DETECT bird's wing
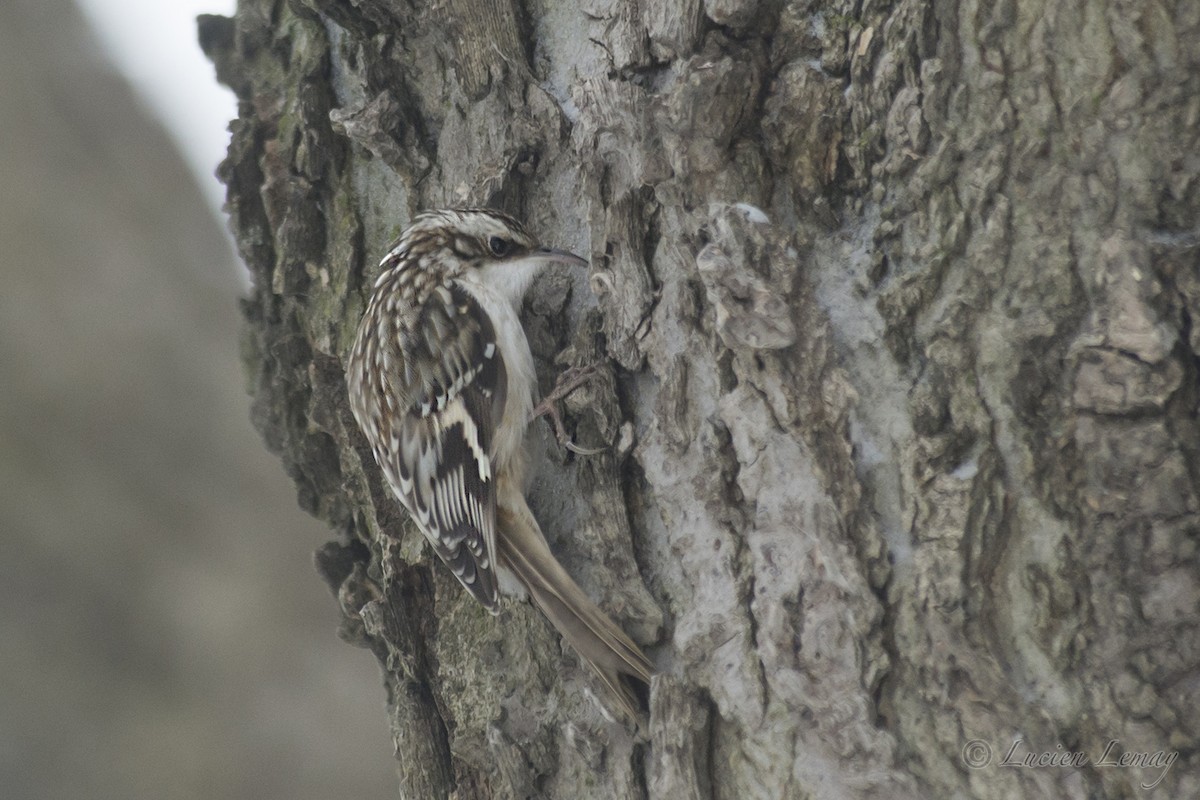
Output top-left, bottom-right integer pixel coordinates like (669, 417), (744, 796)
(383, 283), (506, 610)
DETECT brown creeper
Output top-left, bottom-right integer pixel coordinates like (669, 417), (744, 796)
(346, 208), (652, 721)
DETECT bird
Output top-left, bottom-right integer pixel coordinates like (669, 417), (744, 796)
(345, 207), (653, 722)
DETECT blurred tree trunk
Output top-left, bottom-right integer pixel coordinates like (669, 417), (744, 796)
(202, 0), (1200, 797)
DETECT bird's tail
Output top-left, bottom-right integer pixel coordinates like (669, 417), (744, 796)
(496, 497), (653, 724)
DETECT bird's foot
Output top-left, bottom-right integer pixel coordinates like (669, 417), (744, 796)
(531, 365), (606, 455)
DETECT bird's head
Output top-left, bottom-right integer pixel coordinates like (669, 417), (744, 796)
(390, 208), (587, 306)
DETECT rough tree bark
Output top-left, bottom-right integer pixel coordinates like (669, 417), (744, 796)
(201, 0), (1200, 797)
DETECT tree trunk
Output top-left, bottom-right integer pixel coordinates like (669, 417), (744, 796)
(202, 0), (1200, 796)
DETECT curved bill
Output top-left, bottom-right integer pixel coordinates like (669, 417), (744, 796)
(530, 247), (589, 269)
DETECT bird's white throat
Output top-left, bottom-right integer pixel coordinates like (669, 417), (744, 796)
(470, 257), (548, 309)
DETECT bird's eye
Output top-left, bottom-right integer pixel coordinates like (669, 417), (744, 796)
(488, 236), (511, 257)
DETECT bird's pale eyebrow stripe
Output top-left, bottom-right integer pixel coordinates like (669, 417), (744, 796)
(451, 236), (477, 259)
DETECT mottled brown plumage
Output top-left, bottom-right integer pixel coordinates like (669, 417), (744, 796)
(346, 208), (653, 722)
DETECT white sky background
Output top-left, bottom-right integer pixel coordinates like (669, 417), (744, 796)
(75, 0), (237, 215)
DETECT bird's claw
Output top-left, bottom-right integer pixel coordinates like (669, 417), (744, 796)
(531, 364), (608, 455)
(565, 439), (607, 456)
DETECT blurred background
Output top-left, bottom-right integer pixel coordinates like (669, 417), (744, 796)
(0, 0), (396, 797)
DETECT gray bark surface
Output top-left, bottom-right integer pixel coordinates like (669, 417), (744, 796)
(204, 0), (1200, 796)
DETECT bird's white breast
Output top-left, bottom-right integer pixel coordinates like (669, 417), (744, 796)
(456, 277), (537, 482)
